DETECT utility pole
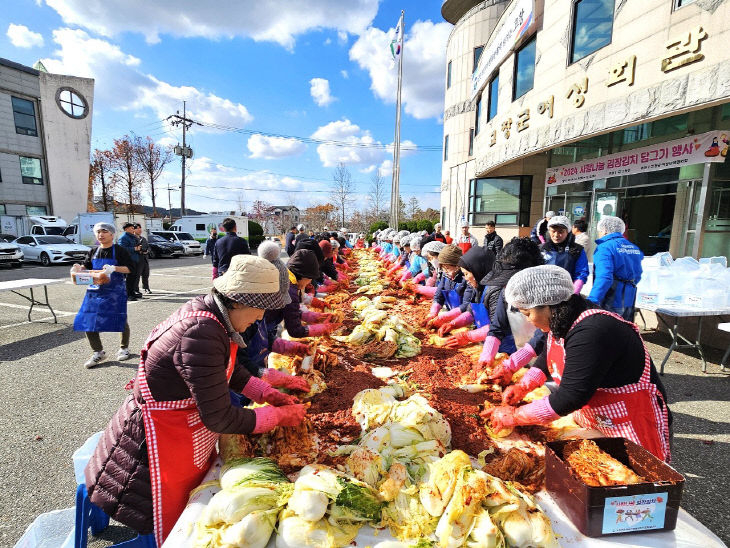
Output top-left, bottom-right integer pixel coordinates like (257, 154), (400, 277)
(170, 101), (199, 216)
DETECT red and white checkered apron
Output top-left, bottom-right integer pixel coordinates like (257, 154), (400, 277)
(547, 308), (671, 462)
(131, 310), (238, 545)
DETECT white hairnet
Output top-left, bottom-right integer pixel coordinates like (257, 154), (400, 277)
(547, 215), (571, 229)
(401, 235), (411, 246)
(434, 223), (442, 230)
(297, 224), (305, 230)
(410, 237), (422, 251)
(331, 240), (340, 249)
(597, 215), (625, 235)
(422, 241), (446, 255)
(459, 219), (469, 228)
(545, 211), (556, 219)
(93, 222), (115, 234)
(393, 234), (401, 243)
(505, 265), (574, 310)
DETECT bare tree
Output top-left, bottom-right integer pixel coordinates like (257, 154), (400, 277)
(108, 136), (143, 213)
(331, 163), (354, 229)
(90, 149), (115, 211)
(368, 169), (388, 221)
(407, 196), (422, 220)
(134, 135), (173, 216)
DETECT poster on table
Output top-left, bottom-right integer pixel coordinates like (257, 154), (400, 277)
(545, 131), (728, 186)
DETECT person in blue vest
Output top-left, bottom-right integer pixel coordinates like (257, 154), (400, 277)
(588, 215), (643, 321)
(424, 245), (467, 325)
(118, 222), (142, 301)
(540, 215), (589, 293)
(73, 222), (134, 368)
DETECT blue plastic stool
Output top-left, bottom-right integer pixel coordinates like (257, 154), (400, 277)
(74, 483), (156, 548)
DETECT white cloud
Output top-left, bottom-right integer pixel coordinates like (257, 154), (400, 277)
(340, 69), (349, 79)
(6, 24), (45, 48)
(40, 29), (253, 129)
(45, 0), (378, 49)
(309, 77), (335, 107)
(349, 19), (451, 120)
(311, 118), (387, 168)
(247, 134), (306, 159)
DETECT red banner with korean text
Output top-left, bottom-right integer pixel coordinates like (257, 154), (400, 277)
(545, 130), (728, 186)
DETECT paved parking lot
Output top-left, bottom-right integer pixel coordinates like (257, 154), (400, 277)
(0, 255), (728, 546)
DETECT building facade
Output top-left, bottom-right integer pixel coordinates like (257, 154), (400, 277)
(263, 205), (301, 235)
(0, 58), (94, 229)
(441, 0), (730, 261)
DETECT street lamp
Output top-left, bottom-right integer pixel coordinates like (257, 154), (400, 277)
(166, 186), (180, 224)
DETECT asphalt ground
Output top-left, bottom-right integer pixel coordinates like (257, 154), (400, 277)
(0, 255), (728, 547)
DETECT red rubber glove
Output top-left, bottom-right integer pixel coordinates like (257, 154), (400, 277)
(309, 297), (327, 309)
(241, 376), (298, 407)
(262, 368), (310, 392)
(253, 404), (307, 433)
(307, 323), (340, 337)
(271, 338), (309, 356)
(443, 328), (489, 348)
(502, 367), (547, 405)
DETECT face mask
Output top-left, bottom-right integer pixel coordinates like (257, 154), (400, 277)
(430, 258), (439, 270)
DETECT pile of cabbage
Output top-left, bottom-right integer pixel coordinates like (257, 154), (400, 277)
(333, 297), (421, 358)
(354, 258), (388, 294)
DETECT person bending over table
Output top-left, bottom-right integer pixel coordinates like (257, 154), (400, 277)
(482, 265), (672, 462)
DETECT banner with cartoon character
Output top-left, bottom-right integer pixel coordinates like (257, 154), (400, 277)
(545, 131), (727, 187)
(602, 492), (669, 534)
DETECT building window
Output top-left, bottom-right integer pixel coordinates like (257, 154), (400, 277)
(0, 204), (5, 215)
(570, 0), (615, 63)
(487, 74), (499, 121)
(468, 176), (533, 226)
(675, 0), (697, 7)
(513, 37), (536, 100)
(446, 61), (452, 89)
(468, 129), (474, 157)
(56, 87), (89, 119)
(444, 135), (449, 162)
(474, 95), (482, 135)
(20, 157), (43, 185)
(26, 205), (47, 215)
(11, 97), (38, 137)
(473, 46), (484, 75)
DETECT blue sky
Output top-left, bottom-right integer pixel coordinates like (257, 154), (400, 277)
(2, 1), (450, 214)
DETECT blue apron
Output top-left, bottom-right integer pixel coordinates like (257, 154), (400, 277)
(231, 319), (271, 407)
(441, 289), (462, 310)
(73, 246), (127, 333)
(470, 286), (490, 329)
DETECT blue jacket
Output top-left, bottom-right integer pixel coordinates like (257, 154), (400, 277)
(541, 238), (589, 283)
(588, 232), (643, 313)
(408, 254), (428, 276)
(212, 232), (250, 273)
(434, 271), (467, 308)
(205, 236), (217, 258)
(285, 231), (297, 256)
(118, 232), (139, 263)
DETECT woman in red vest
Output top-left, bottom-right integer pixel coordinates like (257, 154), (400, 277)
(482, 265), (672, 462)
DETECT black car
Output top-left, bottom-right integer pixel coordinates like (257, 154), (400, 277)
(147, 234), (184, 259)
(0, 233), (17, 243)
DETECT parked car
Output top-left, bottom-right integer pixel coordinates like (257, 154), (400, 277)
(14, 235), (90, 266)
(0, 233), (17, 243)
(0, 240), (23, 268)
(147, 234), (184, 259)
(151, 231), (203, 256)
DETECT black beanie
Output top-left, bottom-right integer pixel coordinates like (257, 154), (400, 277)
(458, 246), (495, 285)
(295, 238), (324, 265)
(288, 249), (320, 280)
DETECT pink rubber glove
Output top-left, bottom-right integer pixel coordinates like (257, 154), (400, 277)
(386, 263), (401, 276)
(426, 274), (437, 287)
(307, 323), (339, 337)
(317, 283), (336, 293)
(241, 376), (298, 407)
(373, 245), (382, 253)
(212, 267), (219, 280)
(573, 279), (584, 294)
(337, 272), (348, 283)
(478, 336), (501, 368)
(443, 325), (490, 348)
(412, 272), (426, 284)
(301, 310), (329, 323)
(271, 338), (310, 356)
(432, 307), (462, 329)
(502, 366), (547, 405)
(426, 302), (442, 319)
(538, 235), (546, 244)
(399, 270), (413, 283)
(480, 398), (559, 433)
(253, 404), (308, 433)
(415, 285), (438, 298)
(438, 311), (474, 336)
(262, 368), (310, 392)
(489, 343), (537, 385)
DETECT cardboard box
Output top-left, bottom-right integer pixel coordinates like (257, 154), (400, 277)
(72, 270), (110, 286)
(545, 438), (684, 537)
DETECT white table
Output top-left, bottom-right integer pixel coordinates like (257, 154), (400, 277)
(0, 278), (66, 323)
(637, 303), (730, 374)
(164, 458), (727, 548)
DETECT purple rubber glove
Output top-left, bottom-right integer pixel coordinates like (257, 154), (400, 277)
(489, 343), (537, 385)
(478, 336), (501, 368)
(271, 338), (310, 356)
(502, 366), (547, 405)
(253, 404), (308, 434)
(573, 279), (584, 294)
(307, 323), (339, 337)
(241, 376), (298, 407)
(262, 368), (310, 392)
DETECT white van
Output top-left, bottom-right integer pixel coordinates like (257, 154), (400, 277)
(170, 214), (248, 242)
(152, 230), (203, 256)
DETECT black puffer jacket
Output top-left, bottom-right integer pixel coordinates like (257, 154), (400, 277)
(85, 294), (256, 534)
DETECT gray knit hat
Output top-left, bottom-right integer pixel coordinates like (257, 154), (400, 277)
(597, 215), (625, 235)
(257, 241), (292, 306)
(547, 215), (571, 229)
(213, 255), (285, 309)
(438, 244), (463, 266)
(505, 265), (574, 309)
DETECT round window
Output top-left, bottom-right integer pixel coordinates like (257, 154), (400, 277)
(55, 87), (89, 119)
